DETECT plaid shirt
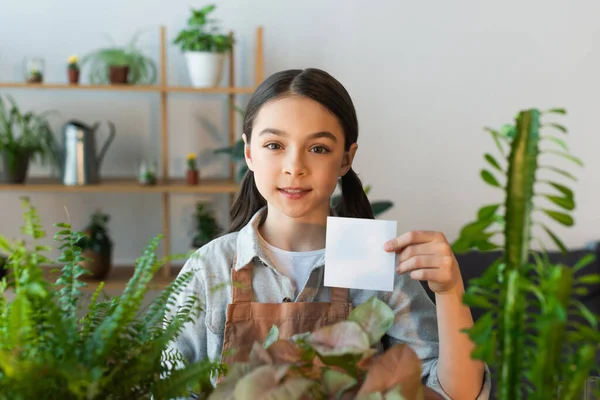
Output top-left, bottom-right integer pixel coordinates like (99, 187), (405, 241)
(165, 207), (491, 399)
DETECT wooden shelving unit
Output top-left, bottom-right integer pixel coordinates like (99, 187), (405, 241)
(0, 25), (265, 286)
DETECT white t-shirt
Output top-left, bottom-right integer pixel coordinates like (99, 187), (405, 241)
(257, 233), (325, 297)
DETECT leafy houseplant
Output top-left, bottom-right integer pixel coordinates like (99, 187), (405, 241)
(452, 108), (600, 399)
(76, 210), (113, 280)
(191, 203), (221, 249)
(0, 197), (224, 399)
(0, 94), (58, 184)
(207, 297), (443, 400)
(80, 31), (157, 85)
(174, 4), (234, 87)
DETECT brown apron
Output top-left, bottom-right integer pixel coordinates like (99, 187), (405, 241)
(220, 261), (353, 364)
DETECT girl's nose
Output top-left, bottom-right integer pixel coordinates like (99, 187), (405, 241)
(282, 151), (307, 176)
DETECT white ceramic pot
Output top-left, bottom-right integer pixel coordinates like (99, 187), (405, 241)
(184, 51), (226, 88)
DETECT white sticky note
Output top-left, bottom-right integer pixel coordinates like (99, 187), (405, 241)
(324, 216), (397, 292)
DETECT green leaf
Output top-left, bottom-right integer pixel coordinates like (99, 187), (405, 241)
(263, 325), (279, 349)
(577, 274), (600, 285)
(347, 296), (395, 346)
(546, 182), (574, 199)
(322, 369), (357, 398)
(0, 236), (13, 253)
(543, 135), (569, 151)
(543, 195), (574, 211)
(462, 292), (496, 310)
(484, 153), (503, 172)
(308, 321), (371, 357)
(233, 365), (313, 400)
(54, 222), (70, 228)
(371, 201), (393, 217)
(538, 165), (577, 181)
(540, 224), (568, 255)
(545, 122), (568, 134)
(572, 300), (598, 329)
(477, 204), (501, 220)
(484, 127), (507, 157)
(480, 169), (501, 188)
(544, 108), (566, 115)
(573, 253), (596, 272)
(545, 150), (583, 166)
(542, 209), (574, 226)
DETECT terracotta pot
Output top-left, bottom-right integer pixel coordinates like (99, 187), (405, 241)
(68, 68), (79, 84)
(187, 169), (199, 185)
(80, 249), (112, 280)
(109, 65), (129, 84)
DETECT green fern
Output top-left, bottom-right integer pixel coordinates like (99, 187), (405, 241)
(0, 197), (223, 399)
(453, 108), (600, 399)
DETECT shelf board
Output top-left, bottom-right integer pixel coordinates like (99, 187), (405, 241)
(0, 82), (255, 94)
(0, 177), (239, 194)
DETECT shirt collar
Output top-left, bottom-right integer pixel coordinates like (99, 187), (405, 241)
(233, 206), (328, 271)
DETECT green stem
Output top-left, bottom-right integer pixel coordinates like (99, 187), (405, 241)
(501, 109), (541, 400)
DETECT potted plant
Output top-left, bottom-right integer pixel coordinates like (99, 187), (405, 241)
(0, 94), (59, 184)
(24, 57), (44, 83)
(173, 4), (234, 87)
(76, 210), (113, 280)
(80, 30), (157, 85)
(67, 55), (80, 84)
(0, 197), (224, 398)
(186, 152), (199, 185)
(452, 108), (600, 399)
(191, 202), (221, 249)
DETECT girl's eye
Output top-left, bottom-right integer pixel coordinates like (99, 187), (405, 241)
(265, 143), (281, 150)
(311, 146), (330, 154)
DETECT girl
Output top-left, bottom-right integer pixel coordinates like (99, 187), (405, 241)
(166, 68), (490, 399)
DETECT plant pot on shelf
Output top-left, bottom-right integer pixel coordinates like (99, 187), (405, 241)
(109, 65), (129, 84)
(80, 248), (112, 280)
(184, 52), (226, 87)
(0, 150), (30, 184)
(186, 169), (199, 185)
(68, 68), (80, 84)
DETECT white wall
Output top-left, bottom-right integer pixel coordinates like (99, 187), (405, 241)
(1, 0), (599, 267)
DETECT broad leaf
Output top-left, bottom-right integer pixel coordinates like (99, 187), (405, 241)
(308, 321), (370, 357)
(543, 135), (568, 151)
(573, 254), (596, 272)
(322, 369), (357, 398)
(263, 325), (279, 349)
(477, 204), (501, 220)
(371, 201), (393, 217)
(544, 108), (566, 114)
(546, 182), (573, 199)
(545, 122), (568, 133)
(543, 195), (574, 211)
(348, 297), (395, 346)
(356, 344), (422, 399)
(545, 150), (583, 166)
(462, 292), (496, 309)
(540, 224), (568, 255)
(480, 169), (501, 188)
(266, 340), (304, 364)
(542, 209), (574, 226)
(538, 165), (577, 181)
(484, 127), (506, 157)
(484, 153), (502, 172)
(232, 364), (313, 400)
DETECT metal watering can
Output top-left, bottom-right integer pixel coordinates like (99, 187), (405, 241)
(54, 120), (116, 186)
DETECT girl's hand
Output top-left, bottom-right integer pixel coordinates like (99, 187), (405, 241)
(383, 231), (462, 294)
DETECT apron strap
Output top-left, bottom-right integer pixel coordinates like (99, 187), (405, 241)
(330, 287), (349, 303)
(231, 260), (254, 304)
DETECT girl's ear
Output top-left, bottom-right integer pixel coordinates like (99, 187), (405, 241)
(242, 133), (254, 171)
(339, 143), (358, 177)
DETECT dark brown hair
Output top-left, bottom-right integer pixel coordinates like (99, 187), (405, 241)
(229, 68), (374, 232)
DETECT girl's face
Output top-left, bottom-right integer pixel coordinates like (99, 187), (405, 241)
(244, 95), (357, 223)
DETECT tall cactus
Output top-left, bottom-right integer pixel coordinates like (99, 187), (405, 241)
(452, 108), (599, 399)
